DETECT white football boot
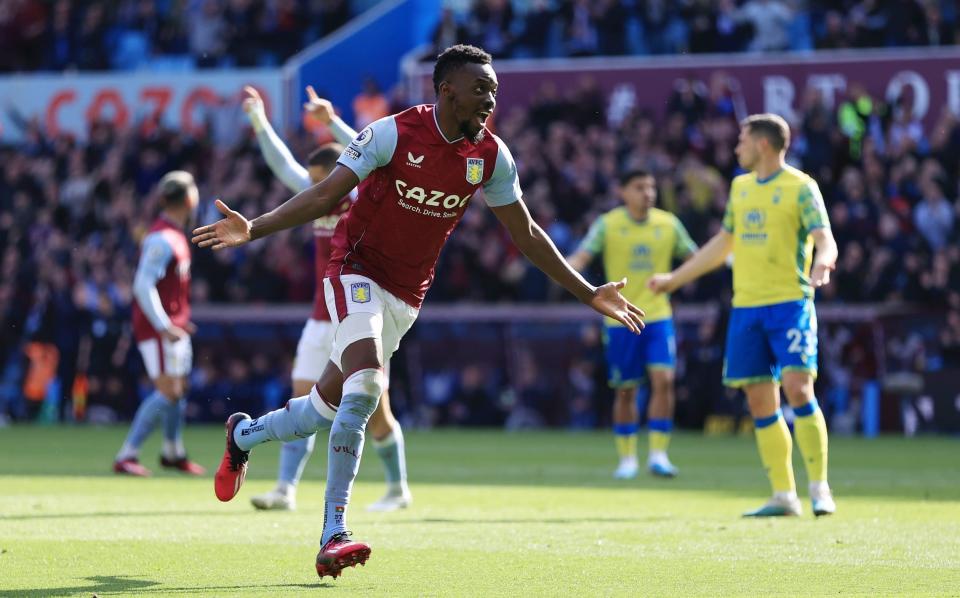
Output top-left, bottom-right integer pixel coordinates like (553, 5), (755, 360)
(647, 452), (679, 478)
(810, 482), (836, 517)
(366, 487), (412, 512)
(743, 492), (802, 517)
(250, 488), (296, 511)
(613, 457), (640, 480)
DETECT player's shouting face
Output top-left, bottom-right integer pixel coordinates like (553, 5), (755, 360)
(441, 61), (498, 143)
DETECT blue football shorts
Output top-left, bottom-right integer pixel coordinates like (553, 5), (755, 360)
(722, 299), (818, 387)
(603, 319), (676, 389)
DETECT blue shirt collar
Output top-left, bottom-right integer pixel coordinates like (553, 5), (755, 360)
(755, 169), (783, 185)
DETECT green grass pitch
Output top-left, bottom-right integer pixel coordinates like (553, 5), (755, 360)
(1, 426), (958, 596)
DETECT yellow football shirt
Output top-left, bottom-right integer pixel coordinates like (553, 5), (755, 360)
(579, 206), (696, 325)
(722, 165), (830, 308)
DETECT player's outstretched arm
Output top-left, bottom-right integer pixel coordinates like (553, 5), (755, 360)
(648, 230), (733, 294)
(491, 201), (645, 333)
(192, 166), (360, 250)
(304, 85), (358, 146)
(809, 227), (838, 288)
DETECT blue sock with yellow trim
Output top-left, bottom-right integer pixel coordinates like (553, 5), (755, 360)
(793, 398), (828, 483)
(613, 423), (638, 462)
(753, 410), (795, 494)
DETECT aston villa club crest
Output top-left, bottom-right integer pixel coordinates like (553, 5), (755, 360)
(466, 158), (484, 184)
(351, 282), (371, 303)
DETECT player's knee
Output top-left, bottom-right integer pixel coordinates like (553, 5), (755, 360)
(154, 376), (179, 402)
(368, 412), (392, 440)
(614, 387), (636, 404)
(336, 371), (382, 434)
(343, 368), (385, 402)
(783, 377), (814, 405)
(745, 393), (778, 418)
(650, 372), (674, 396)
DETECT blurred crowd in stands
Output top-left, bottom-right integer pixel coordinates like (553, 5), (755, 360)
(0, 0), (368, 72)
(429, 0), (957, 59)
(1, 0), (956, 73)
(2, 0), (959, 430)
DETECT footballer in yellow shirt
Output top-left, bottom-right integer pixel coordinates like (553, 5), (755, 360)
(650, 114), (839, 518)
(569, 170), (696, 480)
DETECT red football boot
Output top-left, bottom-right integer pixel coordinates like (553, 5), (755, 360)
(160, 455), (207, 476)
(214, 412), (251, 502)
(113, 458), (151, 477)
(315, 532), (371, 579)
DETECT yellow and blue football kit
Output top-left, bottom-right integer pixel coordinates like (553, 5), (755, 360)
(578, 206), (696, 388)
(721, 165), (830, 387)
(721, 165), (833, 512)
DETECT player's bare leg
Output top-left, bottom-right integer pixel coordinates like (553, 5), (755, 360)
(646, 368), (677, 477)
(612, 386), (640, 479)
(782, 371), (834, 516)
(315, 337), (381, 578)
(742, 382), (801, 517)
(366, 391), (412, 511)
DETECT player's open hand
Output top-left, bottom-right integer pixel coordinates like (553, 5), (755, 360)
(589, 279), (646, 334)
(810, 263), (834, 288)
(303, 85), (335, 125)
(241, 85), (265, 119)
(191, 199), (251, 250)
(647, 273), (674, 295)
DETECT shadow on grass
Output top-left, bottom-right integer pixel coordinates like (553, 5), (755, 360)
(0, 575), (334, 597)
(0, 576), (158, 597)
(0, 510), (231, 522)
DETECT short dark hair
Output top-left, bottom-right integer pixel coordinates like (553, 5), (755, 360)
(158, 170), (195, 206)
(619, 169), (654, 187)
(741, 113), (791, 151)
(308, 143), (344, 170)
(433, 44), (492, 94)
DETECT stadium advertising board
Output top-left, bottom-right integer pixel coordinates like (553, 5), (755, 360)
(0, 70), (283, 142)
(407, 49), (960, 127)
